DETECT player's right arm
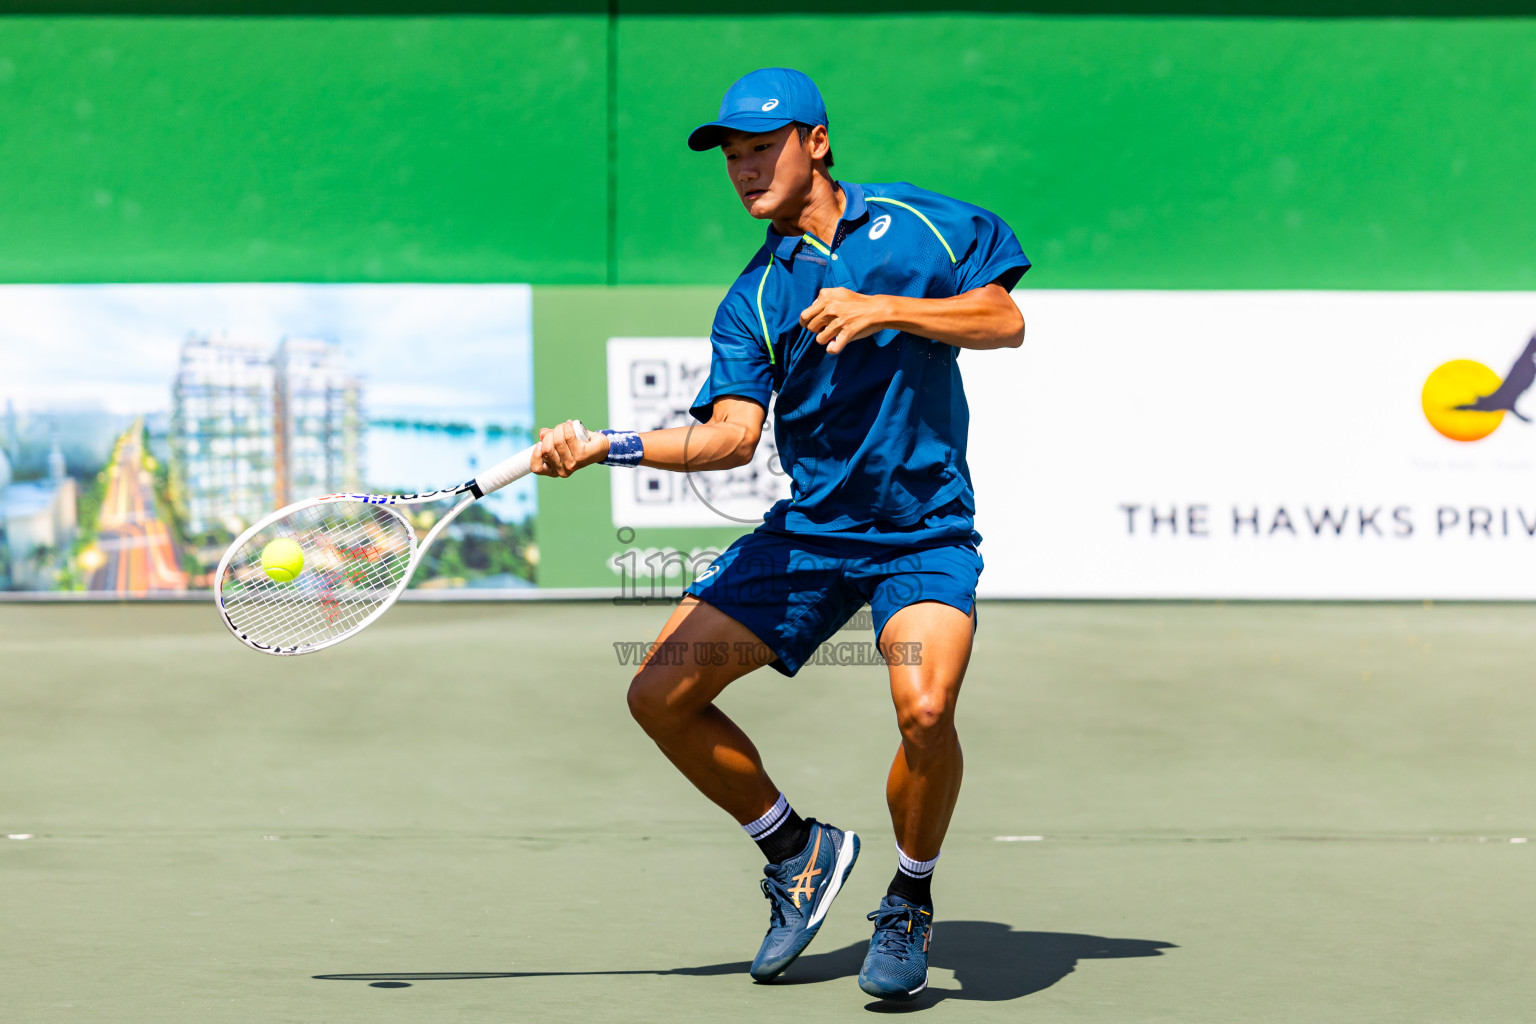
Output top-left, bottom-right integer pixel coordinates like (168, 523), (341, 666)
(535, 396), (764, 477)
(631, 396), (765, 471)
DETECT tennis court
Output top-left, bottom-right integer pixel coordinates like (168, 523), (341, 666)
(6, 599), (1534, 1022)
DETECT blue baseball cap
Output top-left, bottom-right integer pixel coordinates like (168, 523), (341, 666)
(687, 68), (829, 152)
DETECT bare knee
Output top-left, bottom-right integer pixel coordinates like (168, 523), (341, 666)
(626, 672), (663, 731)
(627, 668), (689, 738)
(896, 693), (957, 751)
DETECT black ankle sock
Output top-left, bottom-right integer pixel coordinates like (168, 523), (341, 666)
(756, 810), (814, 865)
(887, 868), (933, 907)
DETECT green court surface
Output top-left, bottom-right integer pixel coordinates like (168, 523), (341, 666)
(4, 600), (1535, 1022)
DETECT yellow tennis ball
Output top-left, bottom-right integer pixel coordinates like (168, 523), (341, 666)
(261, 537), (305, 583)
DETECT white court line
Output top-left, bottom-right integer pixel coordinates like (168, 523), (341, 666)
(991, 834), (1533, 844)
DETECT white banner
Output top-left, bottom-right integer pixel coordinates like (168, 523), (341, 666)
(969, 291), (1536, 598)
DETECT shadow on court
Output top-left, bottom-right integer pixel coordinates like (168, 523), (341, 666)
(314, 921), (1176, 1009)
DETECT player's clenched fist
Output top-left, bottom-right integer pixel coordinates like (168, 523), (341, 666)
(533, 420), (608, 477)
(799, 287), (893, 354)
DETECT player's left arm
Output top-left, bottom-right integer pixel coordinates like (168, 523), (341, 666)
(799, 282), (1024, 354)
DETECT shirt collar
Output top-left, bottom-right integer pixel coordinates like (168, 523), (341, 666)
(764, 181), (869, 263)
(768, 225), (803, 261)
(840, 181), (867, 223)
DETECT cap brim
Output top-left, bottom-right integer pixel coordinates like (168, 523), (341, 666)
(687, 115), (796, 152)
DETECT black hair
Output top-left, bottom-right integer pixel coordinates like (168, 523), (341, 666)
(795, 123), (835, 169)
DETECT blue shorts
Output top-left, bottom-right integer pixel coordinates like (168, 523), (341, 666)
(683, 529), (983, 677)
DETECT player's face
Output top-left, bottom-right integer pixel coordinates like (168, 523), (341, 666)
(720, 126), (814, 221)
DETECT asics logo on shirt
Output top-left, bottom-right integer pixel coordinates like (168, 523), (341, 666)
(869, 214), (893, 240)
(695, 564), (721, 583)
(761, 98), (780, 111)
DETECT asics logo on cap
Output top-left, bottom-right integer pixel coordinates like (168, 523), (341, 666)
(869, 214), (893, 240)
(761, 98), (780, 111)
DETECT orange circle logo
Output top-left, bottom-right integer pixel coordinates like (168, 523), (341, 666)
(1422, 360), (1505, 442)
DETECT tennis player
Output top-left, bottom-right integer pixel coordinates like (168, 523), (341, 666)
(535, 67), (1029, 1001)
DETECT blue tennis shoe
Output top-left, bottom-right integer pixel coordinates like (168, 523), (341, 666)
(858, 895), (933, 1000)
(749, 820), (860, 982)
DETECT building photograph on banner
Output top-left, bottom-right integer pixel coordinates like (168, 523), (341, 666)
(1, 284), (535, 595)
(970, 290), (1536, 599)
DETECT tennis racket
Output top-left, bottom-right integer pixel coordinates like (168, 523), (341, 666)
(215, 421), (588, 656)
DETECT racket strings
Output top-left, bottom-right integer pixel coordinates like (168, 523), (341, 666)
(217, 502), (416, 652)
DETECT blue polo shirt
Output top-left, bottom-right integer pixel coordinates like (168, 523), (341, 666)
(689, 180), (1029, 545)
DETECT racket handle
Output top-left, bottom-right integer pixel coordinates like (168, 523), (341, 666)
(471, 420), (591, 497)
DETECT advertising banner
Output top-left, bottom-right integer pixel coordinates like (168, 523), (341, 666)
(969, 291), (1536, 598)
(13, 286), (1536, 600)
(1, 285), (535, 596)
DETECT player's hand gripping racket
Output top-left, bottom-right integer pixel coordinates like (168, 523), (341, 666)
(214, 421), (589, 655)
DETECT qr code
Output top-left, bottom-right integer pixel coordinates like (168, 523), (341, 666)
(606, 337), (789, 527)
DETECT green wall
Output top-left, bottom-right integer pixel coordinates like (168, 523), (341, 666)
(2, 15), (1535, 287)
(4, 12), (1534, 586)
(0, 18), (608, 282)
(619, 17), (1536, 290)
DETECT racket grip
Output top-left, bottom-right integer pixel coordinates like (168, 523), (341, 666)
(471, 420), (590, 497)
